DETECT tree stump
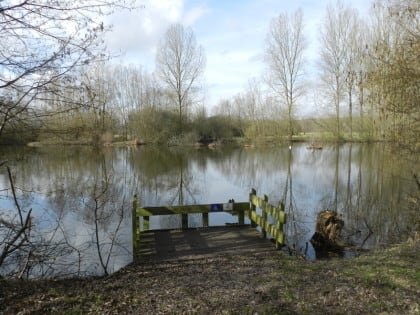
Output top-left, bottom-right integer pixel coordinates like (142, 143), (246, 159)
(310, 210), (345, 256)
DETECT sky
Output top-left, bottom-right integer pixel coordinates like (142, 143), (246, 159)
(105, 0), (372, 115)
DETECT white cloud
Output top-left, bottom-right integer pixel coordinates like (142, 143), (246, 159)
(204, 48), (263, 107)
(183, 5), (210, 26)
(105, 0), (211, 68)
(105, 0), (185, 59)
(151, 0), (183, 22)
(104, 0), (372, 112)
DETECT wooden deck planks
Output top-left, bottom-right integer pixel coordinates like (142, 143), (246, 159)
(137, 226), (277, 262)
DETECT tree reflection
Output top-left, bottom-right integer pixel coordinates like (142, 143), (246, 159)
(1, 142), (418, 276)
(128, 147), (199, 204)
(127, 146), (206, 228)
(0, 147), (133, 277)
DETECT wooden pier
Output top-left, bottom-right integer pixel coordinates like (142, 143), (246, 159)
(132, 189), (286, 262)
(137, 226), (277, 262)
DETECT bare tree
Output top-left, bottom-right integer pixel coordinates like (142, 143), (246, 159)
(0, 0), (132, 141)
(366, 0), (419, 147)
(110, 65), (163, 139)
(80, 63), (115, 141)
(1, 162), (80, 278)
(265, 9), (306, 140)
(155, 23), (206, 134)
(87, 174), (127, 276)
(355, 26), (369, 136)
(111, 65), (145, 138)
(343, 12), (363, 140)
(0, 166), (32, 270)
(319, 1), (359, 139)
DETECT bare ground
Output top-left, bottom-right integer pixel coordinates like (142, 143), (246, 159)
(1, 237), (419, 315)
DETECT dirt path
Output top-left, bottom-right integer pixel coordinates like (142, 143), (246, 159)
(1, 238), (419, 314)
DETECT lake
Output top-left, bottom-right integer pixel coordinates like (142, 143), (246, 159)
(0, 143), (418, 278)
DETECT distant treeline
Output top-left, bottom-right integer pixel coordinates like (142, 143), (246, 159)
(0, 0), (418, 153)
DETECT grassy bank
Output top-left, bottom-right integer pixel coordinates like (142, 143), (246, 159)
(1, 237), (419, 314)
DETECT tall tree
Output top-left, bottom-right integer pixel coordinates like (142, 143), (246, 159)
(0, 0), (131, 141)
(265, 9), (306, 140)
(319, 1), (359, 139)
(81, 64), (115, 138)
(343, 12), (363, 140)
(108, 65), (161, 138)
(155, 23), (205, 134)
(366, 0), (419, 149)
(354, 26), (369, 137)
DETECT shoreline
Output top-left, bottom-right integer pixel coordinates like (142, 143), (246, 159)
(11, 136), (392, 148)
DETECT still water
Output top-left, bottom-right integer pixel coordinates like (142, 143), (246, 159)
(0, 143), (418, 277)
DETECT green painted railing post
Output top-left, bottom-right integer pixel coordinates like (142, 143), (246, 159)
(182, 214), (188, 229)
(132, 194), (139, 260)
(249, 188), (257, 227)
(203, 212), (209, 227)
(261, 194), (268, 239)
(238, 204), (245, 225)
(143, 215), (150, 231)
(276, 202), (286, 248)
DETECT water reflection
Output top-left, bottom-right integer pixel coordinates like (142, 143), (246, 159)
(0, 143), (418, 277)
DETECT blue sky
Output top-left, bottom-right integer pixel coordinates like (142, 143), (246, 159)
(105, 0), (371, 114)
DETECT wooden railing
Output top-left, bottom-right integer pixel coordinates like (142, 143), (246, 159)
(131, 196), (249, 257)
(132, 189), (286, 258)
(248, 188), (286, 249)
